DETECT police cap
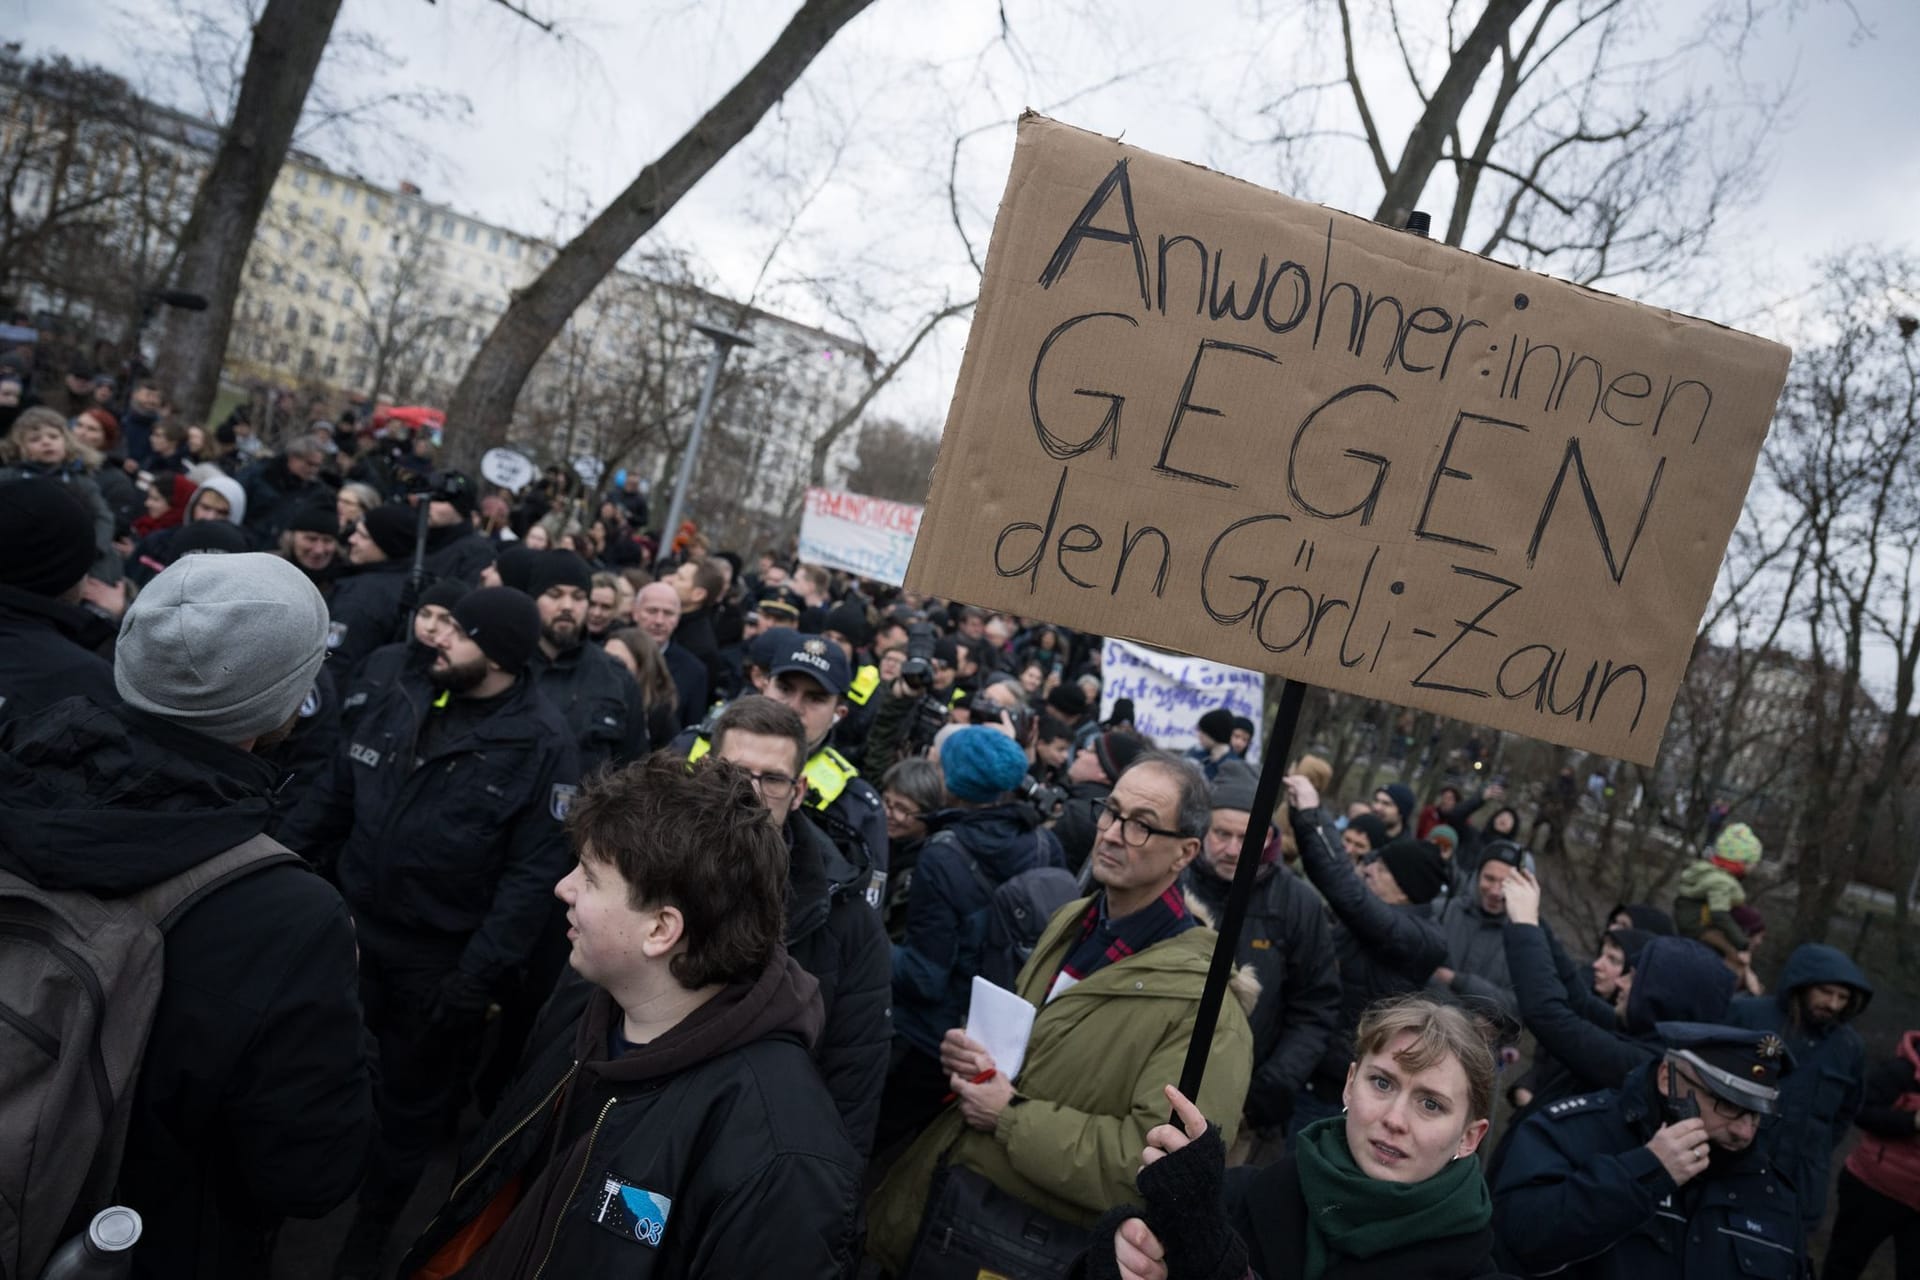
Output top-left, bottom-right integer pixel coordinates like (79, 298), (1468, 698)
(768, 633), (851, 697)
(1658, 1021), (1791, 1116)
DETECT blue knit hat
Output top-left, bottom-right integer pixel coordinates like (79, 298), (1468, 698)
(941, 726), (1030, 803)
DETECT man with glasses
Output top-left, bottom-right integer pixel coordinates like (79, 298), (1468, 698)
(1494, 1022), (1805, 1280)
(867, 751), (1255, 1275)
(710, 696), (890, 1157)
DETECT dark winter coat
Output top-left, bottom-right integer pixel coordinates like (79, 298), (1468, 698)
(0, 582), (116, 727)
(398, 956), (860, 1280)
(1182, 856), (1341, 1130)
(1055, 779), (1115, 874)
(323, 559), (412, 678)
(1291, 805), (1448, 1091)
(662, 640), (710, 728)
(891, 802), (1065, 1056)
(1493, 1064), (1804, 1280)
(531, 639), (649, 774)
(1728, 942), (1873, 1231)
(0, 698), (373, 1280)
(237, 454), (322, 546)
(785, 810), (891, 1156)
(1507, 928), (1734, 1096)
(1231, 1152), (1504, 1280)
(673, 605), (732, 702)
(1435, 893), (1519, 1019)
(276, 670), (579, 988)
(423, 521), (497, 586)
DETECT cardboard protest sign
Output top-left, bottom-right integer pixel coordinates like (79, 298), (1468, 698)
(907, 114), (1790, 765)
(1101, 639), (1265, 761)
(799, 486), (923, 587)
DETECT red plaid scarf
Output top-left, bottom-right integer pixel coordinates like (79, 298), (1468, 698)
(1050, 885), (1196, 1000)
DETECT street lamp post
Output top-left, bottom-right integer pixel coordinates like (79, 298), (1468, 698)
(658, 321), (754, 566)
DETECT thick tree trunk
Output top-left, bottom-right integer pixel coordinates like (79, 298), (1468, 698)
(1372, 0), (1534, 232)
(153, 0), (345, 422)
(441, 0), (878, 473)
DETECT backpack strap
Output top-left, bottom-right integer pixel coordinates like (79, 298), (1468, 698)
(929, 829), (996, 900)
(125, 833), (306, 932)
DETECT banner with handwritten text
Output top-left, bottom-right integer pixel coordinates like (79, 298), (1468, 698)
(906, 115), (1791, 764)
(799, 487), (923, 587)
(1101, 640), (1264, 761)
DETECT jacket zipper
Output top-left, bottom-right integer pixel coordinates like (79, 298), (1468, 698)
(415, 1061), (579, 1248)
(532, 1095), (615, 1279)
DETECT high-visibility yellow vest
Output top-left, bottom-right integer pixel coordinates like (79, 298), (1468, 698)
(846, 665), (880, 707)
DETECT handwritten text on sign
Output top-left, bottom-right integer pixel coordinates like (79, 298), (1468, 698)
(906, 115), (1790, 764)
(1101, 640), (1265, 761)
(799, 486), (923, 587)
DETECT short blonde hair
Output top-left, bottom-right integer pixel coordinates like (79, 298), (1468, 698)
(1353, 996), (1497, 1122)
(5, 407), (101, 469)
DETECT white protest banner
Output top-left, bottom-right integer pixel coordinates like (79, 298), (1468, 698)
(906, 115), (1792, 765)
(799, 486), (923, 587)
(1101, 639), (1265, 761)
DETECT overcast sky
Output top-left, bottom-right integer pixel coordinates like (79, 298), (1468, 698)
(13, 0), (1920, 428)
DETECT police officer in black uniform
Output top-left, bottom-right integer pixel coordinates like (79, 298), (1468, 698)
(324, 504), (419, 677)
(683, 631), (890, 913)
(278, 587), (579, 1277)
(1493, 1022), (1806, 1280)
(523, 550), (647, 773)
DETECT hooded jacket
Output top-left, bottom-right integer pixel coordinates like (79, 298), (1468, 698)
(1729, 942), (1873, 1231)
(785, 809), (891, 1155)
(1182, 855), (1340, 1129)
(1844, 1031), (1920, 1213)
(1290, 805), (1448, 1092)
(866, 896), (1256, 1273)
(236, 454), (314, 545)
(892, 801), (1065, 1056)
(0, 581), (116, 727)
(1508, 929), (1734, 1096)
(0, 697), (373, 1279)
(400, 954), (861, 1280)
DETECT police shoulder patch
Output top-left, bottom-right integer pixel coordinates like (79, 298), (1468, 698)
(326, 620), (349, 650)
(551, 783), (580, 821)
(299, 687), (321, 719)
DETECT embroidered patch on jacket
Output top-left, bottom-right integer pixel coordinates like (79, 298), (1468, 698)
(591, 1174), (672, 1247)
(326, 621), (348, 650)
(551, 783), (580, 821)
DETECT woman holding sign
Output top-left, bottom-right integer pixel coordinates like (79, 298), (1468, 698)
(1081, 996), (1501, 1280)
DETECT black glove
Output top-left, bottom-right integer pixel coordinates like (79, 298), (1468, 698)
(1242, 1080), (1294, 1134)
(1135, 1123), (1248, 1280)
(1073, 1204), (1148, 1280)
(428, 969), (492, 1029)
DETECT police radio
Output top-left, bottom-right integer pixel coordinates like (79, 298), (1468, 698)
(1663, 1060), (1700, 1125)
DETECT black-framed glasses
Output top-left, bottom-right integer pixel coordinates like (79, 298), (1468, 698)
(741, 770), (798, 801)
(1674, 1068), (1757, 1121)
(1095, 799), (1184, 848)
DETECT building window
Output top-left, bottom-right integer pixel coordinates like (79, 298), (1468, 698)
(253, 336), (269, 358)
(488, 231), (501, 252)
(419, 206), (434, 228)
(342, 288), (355, 308)
(323, 355), (338, 377)
(464, 223), (478, 244)
(279, 229), (292, 249)
(275, 343), (291, 364)
(365, 195), (381, 218)
(358, 223), (370, 242)
(333, 321), (346, 343)
(295, 273), (309, 295)
(319, 177), (334, 197)
(292, 170), (308, 190)
(300, 239), (316, 260)
(441, 216), (455, 237)
(309, 314), (325, 337)
(508, 240), (522, 259)
(341, 188), (356, 209)
(350, 255), (363, 275)
(432, 351), (445, 372)
(285, 306), (299, 330)
(318, 280), (332, 301)
(334, 215), (346, 234)
(300, 349), (316, 374)
(271, 264), (287, 284)
(288, 202), (300, 222)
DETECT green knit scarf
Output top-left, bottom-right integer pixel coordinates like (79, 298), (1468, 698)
(1292, 1114), (1492, 1280)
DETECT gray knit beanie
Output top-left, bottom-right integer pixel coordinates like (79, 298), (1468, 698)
(115, 552), (329, 743)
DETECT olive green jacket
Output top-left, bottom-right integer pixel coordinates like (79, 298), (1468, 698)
(866, 895), (1256, 1272)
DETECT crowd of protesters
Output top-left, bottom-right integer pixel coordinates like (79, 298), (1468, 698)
(0, 351), (1906, 1280)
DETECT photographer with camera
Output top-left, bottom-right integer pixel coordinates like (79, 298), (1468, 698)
(864, 641), (962, 773)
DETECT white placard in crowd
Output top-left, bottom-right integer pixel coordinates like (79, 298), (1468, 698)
(480, 447), (537, 492)
(798, 486), (923, 587)
(1100, 639), (1265, 761)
